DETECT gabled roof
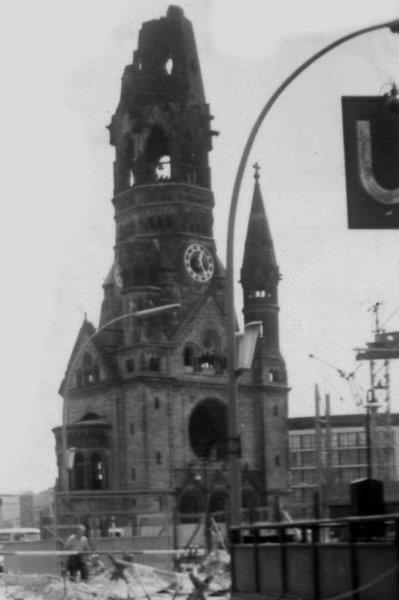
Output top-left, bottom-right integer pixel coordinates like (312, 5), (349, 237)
(58, 317), (119, 396)
(171, 292), (226, 343)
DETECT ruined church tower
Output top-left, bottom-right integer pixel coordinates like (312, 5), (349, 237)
(53, 6), (289, 532)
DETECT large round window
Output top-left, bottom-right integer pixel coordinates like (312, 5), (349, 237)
(189, 398), (228, 461)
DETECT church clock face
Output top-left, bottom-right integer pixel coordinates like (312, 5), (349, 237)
(184, 243), (214, 282)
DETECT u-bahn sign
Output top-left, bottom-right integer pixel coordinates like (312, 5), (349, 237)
(342, 96), (399, 228)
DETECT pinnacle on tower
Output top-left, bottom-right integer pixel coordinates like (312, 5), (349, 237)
(241, 164), (279, 298)
(240, 164), (281, 348)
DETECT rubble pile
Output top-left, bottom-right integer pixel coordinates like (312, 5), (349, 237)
(0, 550), (230, 600)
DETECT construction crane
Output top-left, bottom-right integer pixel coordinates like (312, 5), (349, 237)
(308, 353), (364, 407)
(310, 302), (395, 481)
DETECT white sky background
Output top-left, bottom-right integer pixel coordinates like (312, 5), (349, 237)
(0, 0), (399, 492)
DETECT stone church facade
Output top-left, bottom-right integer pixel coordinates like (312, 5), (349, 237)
(53, 6), (289, 532)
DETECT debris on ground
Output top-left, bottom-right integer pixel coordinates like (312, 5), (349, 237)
(0, 550), (230, 600)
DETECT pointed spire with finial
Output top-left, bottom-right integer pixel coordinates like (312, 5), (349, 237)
(240, 162), (281, 351)
(253, 161), (261, 181)
(241, 163), (278, 287)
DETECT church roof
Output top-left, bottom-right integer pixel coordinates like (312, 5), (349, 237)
(240, 167), (277, 283)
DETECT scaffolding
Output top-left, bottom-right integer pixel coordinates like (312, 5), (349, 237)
(355, 303), (397, 480)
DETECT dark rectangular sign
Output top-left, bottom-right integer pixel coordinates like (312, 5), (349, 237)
(342, 96), (399, 228)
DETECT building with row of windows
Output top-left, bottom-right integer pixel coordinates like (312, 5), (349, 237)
(288, 413), (399, 518)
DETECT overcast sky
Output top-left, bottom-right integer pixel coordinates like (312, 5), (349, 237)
(1, 0), (399, 493)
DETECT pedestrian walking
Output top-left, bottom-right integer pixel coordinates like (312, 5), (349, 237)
(65, 525), (90, 581)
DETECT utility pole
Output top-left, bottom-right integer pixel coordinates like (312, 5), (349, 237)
(325, 394), (333, 475)
(324, 393), (333, 521)
(314, 384), (324, 519)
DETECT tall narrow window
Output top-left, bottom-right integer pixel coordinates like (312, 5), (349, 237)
(200, 332), (221, 372)
(156, 155), (171, 180)
(156, 451), (162, 465)
(145, 126), (170, 183)
(90, 453), (105, 490)
(126, 358), (135, 373)
(93, 364), (100, 383)
(82, 353), (100, 385)
(149, 357), (160, 371)
(83, 353), (93, 384)
(183, 346), (196, 372)
(74, 453), (86, 490)
(269, 369), (279, 383)
(165, 58), (173, 75)
(76, 370), (83, 387)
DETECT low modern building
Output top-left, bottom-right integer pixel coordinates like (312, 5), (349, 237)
(288, 413), (399, 518)
(0, 494), (22, 527)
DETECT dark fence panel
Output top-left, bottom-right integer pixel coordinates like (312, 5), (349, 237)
(230, 513), (399, 600)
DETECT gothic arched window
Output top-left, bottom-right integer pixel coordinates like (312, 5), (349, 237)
(183, 345), (197, 372)
(145, 126), (171, 182)
(82, 353), (100, 385)
(164, 57), (173, 75)
(149, 356), (160, 371)
(199, 331), (224, 374)
(90, 453), (106, 490)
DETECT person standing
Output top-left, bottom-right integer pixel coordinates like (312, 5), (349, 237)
(65, 525), (90, 581)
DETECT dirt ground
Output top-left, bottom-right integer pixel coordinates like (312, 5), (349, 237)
(0, 552), (230, 600)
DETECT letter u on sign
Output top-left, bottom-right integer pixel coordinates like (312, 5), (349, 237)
(357, 120), (399, 205)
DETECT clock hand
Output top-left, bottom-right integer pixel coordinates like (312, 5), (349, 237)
(199, 254), (205, 272)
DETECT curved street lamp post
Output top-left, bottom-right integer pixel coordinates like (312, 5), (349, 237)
(226, 19), (399, 527)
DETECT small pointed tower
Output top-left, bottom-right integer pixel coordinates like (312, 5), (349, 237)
(241, 163), (280, 349)
(240, 164), (289, 518)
